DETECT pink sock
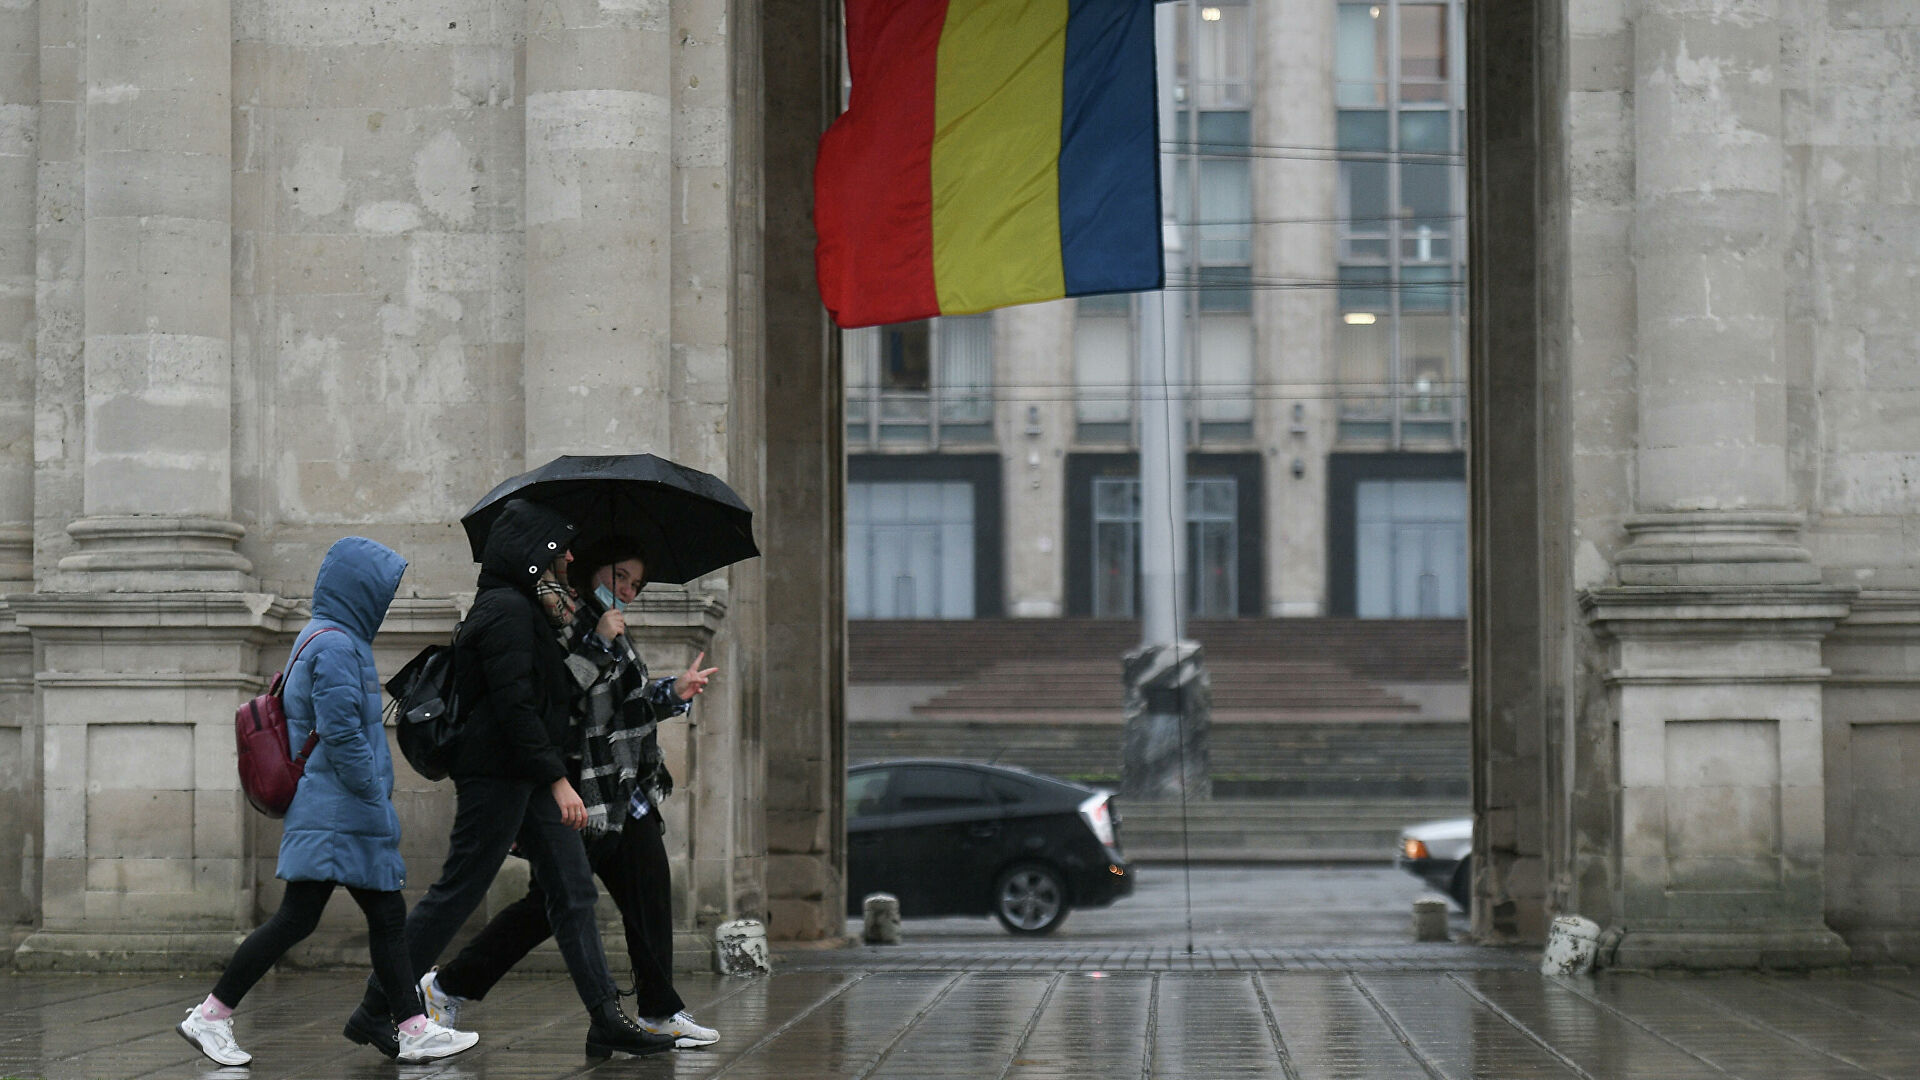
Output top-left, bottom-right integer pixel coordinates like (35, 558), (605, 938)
(399, 1015), (431, 1037)
(198, 994), (234, 1021)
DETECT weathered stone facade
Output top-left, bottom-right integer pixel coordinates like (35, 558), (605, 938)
(0, 0), (1916, 969)
(0, 0), (844, 964)
(1474, 0), (1920, 964)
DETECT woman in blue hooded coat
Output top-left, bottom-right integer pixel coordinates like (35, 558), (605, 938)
(176, 537), (478, 1067)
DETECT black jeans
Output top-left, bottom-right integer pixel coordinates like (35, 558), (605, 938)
(215, 879), (421, 1025)
(357, 775), (617, 1020)
(437, 807), (685, 1019)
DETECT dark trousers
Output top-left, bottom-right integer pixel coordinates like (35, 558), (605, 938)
(437, 807), (685, 1019)
(215, 879), (421, 1025)
(357, 775), (617, 1021)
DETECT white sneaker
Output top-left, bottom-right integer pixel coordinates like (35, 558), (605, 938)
(177, 1006), (252, 1066)
(640, 1011), (719, 1048)
(396, 1018), (479, 1063)
(419, 969), (466, 1027)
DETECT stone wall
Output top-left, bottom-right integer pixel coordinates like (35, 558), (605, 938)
(3, 0), (845, 968)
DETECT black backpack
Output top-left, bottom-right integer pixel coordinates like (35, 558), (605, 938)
(386, 629), (463, 781)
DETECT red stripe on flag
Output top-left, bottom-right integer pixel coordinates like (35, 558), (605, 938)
(814, 0), (947, 328)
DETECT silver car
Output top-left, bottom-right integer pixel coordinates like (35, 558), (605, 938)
(1395, 817), (1472, 909)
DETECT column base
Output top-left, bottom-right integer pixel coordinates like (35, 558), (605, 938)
(1607, 925), (1850, 971)
(55, 516), (253, 592)
(13, 930), (247, 972)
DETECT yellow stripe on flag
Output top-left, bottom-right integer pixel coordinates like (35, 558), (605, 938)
(930, 0), (1068, 314)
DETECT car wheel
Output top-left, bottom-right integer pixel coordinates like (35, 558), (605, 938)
(993, 862), (1070, 935)
(1448, 856), (1472, 911)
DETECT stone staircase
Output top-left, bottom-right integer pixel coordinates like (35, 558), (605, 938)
(850, 617), (1467, 685)
(848, 717), (1468, 798)
(848, 618), (1471, 861)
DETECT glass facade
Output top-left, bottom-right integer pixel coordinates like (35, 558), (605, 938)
(1334, 0), (1465, 449)
(847, 481), (977, 618)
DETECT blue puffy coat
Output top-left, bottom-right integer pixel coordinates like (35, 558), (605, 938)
(277, 537), (409, 892)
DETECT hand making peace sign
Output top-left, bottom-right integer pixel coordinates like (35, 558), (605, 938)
(676, 652), (720, 701)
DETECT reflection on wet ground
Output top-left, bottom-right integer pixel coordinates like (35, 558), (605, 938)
(5, 965), (1918, 1079)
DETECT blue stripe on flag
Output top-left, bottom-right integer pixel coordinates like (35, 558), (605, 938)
(1058, 0), (1163, 297)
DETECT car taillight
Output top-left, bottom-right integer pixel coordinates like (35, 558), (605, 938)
(1079, 793), (1117, 848)
(1403, 838), (1430, 860)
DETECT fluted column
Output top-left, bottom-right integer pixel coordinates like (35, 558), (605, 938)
(523, 0), (673, 461)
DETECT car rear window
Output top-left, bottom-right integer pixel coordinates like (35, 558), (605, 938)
(894, 767), (994, 811)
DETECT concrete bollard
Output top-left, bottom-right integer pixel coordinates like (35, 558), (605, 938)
(714, 919), (771, 976)
(1412, 897), (1450, 942)
(1540, 915), (1602, 976)
(862, 893), (901, 945)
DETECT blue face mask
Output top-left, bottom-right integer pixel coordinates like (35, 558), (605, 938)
(595, 584), (627, 613)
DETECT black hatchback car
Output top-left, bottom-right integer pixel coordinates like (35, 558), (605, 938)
(847, 759), (1134, 934)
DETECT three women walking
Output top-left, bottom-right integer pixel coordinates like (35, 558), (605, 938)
(178, 453), (750, 1067)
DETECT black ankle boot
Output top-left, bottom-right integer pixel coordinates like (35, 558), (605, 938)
(586, 999), (674, 1059)
(343, 1004), (400, 1059)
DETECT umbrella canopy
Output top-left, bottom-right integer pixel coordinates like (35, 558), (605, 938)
(462, 454), (759, 585)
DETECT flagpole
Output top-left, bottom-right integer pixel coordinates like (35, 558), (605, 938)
(1122, 0), (1210, 827)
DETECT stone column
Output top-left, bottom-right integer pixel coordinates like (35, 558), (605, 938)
(62, 0), (248, 588)
(0, 0), (34, 584)
(0, 0), (35, 934)
(12, 0), (285, 970)
(1000, 302), (1071, 618)
(759, 0), (845, 942)
(1581, 0), (1849, 967)
(1260, 0), (1334, 618)
(523, 0), (673, 462)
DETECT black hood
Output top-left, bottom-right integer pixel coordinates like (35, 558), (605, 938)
(478, 498), (577, 594)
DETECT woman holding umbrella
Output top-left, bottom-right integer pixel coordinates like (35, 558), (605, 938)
(416, 535), (721, 1048)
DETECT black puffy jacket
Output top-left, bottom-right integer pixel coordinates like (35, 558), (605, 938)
(448, 499), (579, 783)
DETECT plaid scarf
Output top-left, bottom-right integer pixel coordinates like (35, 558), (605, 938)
(563, 613), (676, 835)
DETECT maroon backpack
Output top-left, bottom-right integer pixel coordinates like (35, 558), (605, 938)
(236, 628), (344, 818)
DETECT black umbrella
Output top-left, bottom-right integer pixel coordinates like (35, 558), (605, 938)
(462, 454), (759, 585)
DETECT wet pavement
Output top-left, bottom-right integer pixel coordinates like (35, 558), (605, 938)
(4, 867), (1918, 1079)
(7, 967), (1920, 1079)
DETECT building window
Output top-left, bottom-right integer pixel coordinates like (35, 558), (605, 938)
(846, 481), (976, 618)
(1074, 297), (1134, 443)
(1089, 476), (1239, 618)
(1334, 0), (1464, 451)
(845, 315), (994, 449)
(1355, 478), (1465, 617)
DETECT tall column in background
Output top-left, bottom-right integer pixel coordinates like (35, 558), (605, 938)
(523, 0), (673, 462)
(1584, 0), (1850, 968)
(1000, 302), (1072, 618)
(1260, 0), (1335, 616)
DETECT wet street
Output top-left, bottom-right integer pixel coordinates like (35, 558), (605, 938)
(4, 866), (1917, 1079)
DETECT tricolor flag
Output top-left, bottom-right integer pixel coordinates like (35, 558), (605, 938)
(815, 0), (1163, 329)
